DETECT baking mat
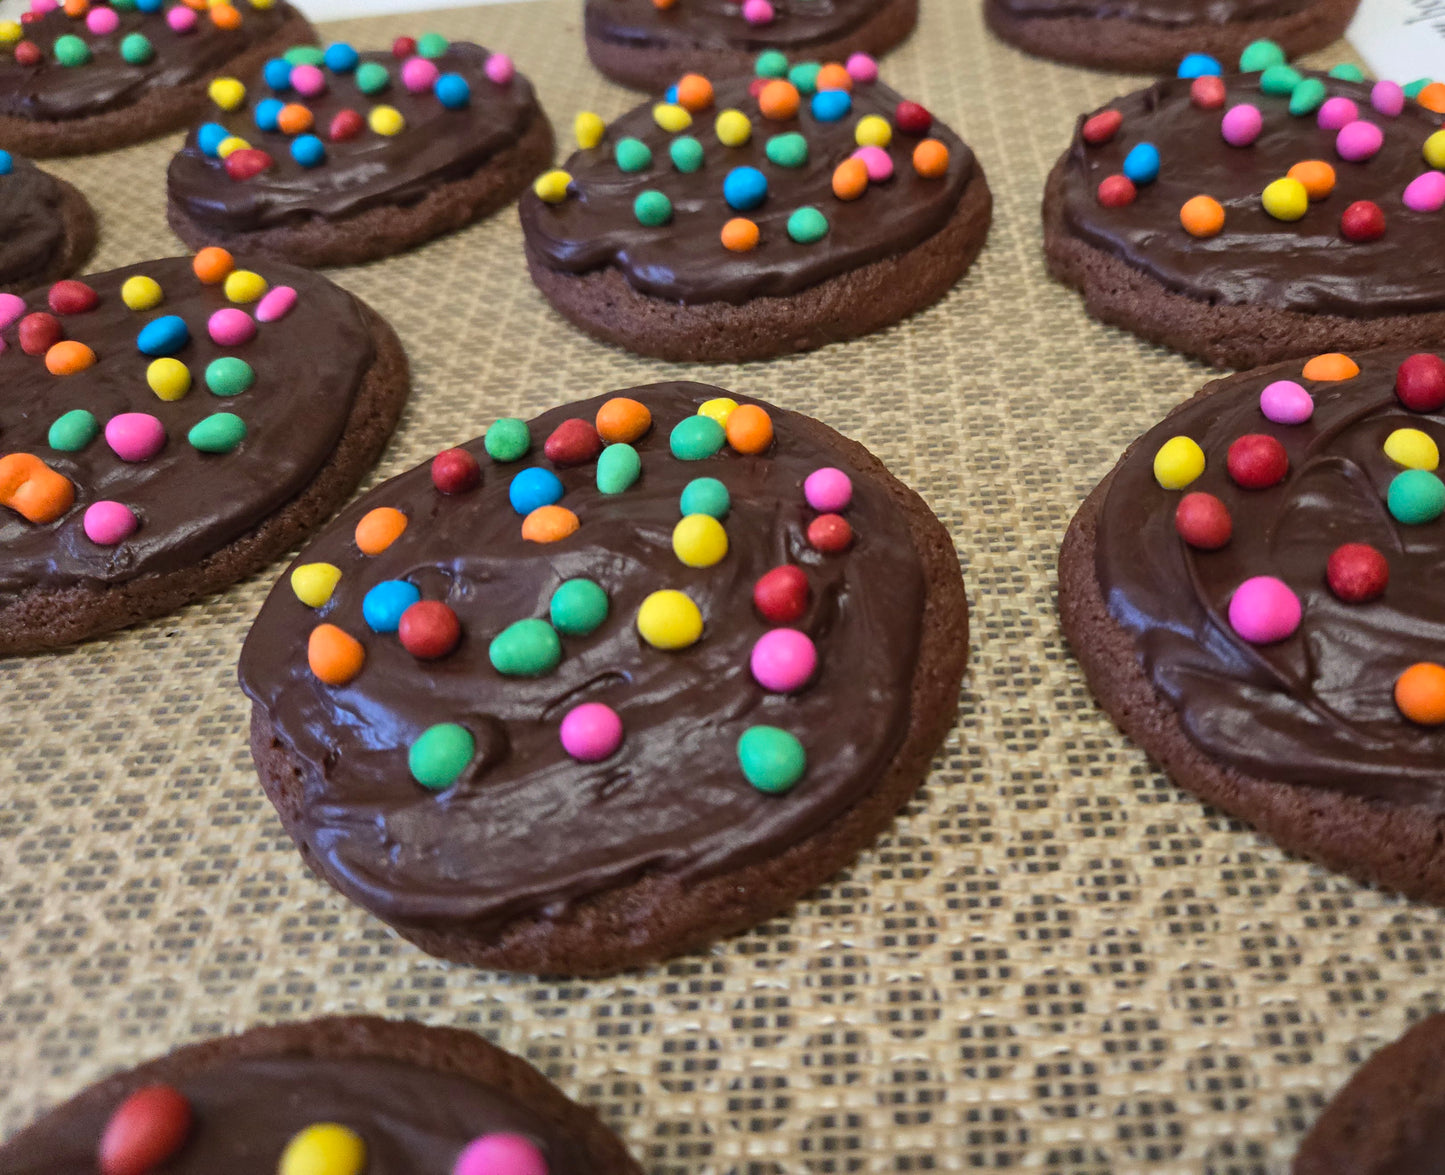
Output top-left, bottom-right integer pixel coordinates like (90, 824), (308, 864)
(2, 3), (1441, 1171)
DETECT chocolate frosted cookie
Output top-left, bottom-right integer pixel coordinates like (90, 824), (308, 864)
(0, 1016), (640, 1174)
(239, 384), (969, 975)
(519, 56), (990, 362)
(167, 36), (555, 268)
(0, 150), (95, 290)
(0, 0), (312, 158)
(0, 248), (408, 655)
(1059, 346), (1445, 904)
(1044, 57), (1445, 369)
(585, 0), (917, 92)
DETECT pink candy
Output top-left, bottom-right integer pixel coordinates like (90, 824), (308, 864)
(401, 56), (439, 93)
(166, 6), (197, 33)
(86, 7), (119, 34)
(1316, 96), (1359, 131)
(1336, 120), (1384, 162)
(804, 467), (853, 512)
(208, 308), (255, 346)
(845, 52), (878, 84)
(83, 501), (138, 546)
(1220, 104), (1262, 147)
(1403, 171), (1445, 213)
(1259, 380), (1314, 425)
(484, 52), (514, 86)
(453, 1135), (549, 1175)
(255, 285), (297, 323)
(0, 292), (24, 330)
(290, 63), (326, 97)
(559, 703), (623, 762)
(750, 629), (818, 693)
(742, 0), (774, 23)
(1370, 80), (1405, 117)
(851, 144), (892, 182)
(29, 0), (57, 14)
(105, 413), (166, 462)
(1228, 576), (1302, 644)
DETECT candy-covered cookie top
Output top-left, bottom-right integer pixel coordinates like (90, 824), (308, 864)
(0, 149), (69, 286)
(586, 0), (885, 52)
(996, 0), (1311, 27)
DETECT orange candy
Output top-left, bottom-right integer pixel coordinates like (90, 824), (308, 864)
(354, 506), (407, 555)
(815, 63), (852, 92)
(721, 217), (759, 252)
(1179, 195), (1225, 238)
(209, 3), (240, 27)
(1418, 82), (1445, 114)
(45, 340), (96, 375)
(758, 80), (800, 121)
(652, 0), (677, 9)
(521, 504), (579, 543)
(0, 453), (74, 524)
(596, 397), (652, 443)
(1302, 353), (1359, 381)
(62, 0), (87, 15)
(308, 624), (365, 685)
(277, 103), (313, 134)
(192, 247), (234, 285)
(1395, 662), (1445, 725)
(726, 404), (773, 454)
(831, 157), (868, 201)
(674, 73), (714, 112)
(1287, 160), (1336, 200)
(912, 139), (949, 178)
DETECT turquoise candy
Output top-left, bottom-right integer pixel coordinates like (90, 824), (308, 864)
(284, 45), (326, 66)
(417, 32), (449, 58)
(1328, 63), (1365, 82)
(737, 726), (806, 794)
(669, 136), (704, 172)
(1238, 39), (1286, 72)
(634, 190), (672, 226)
(1388, 470), (1445, 524)
(489, 618), (562, 676)
(409, 723), (474, 789)
(1404, 78), (1432, 100)
(765, 133), (808, 168)
(787, 61), (821, 94)
(1259, 64), (1302, 95)
(48, 409), (98, 452)
(53, 35), (90, 66)
(679, 476), (729, 519)
(755, 49), (788, 78)
(670, 415), (726, 460)
(787, 206), (829, 243)
(596, 443), (641, 494)
(188, 413), (247, 453)
(1288, 77), (1327, 115)
(615, 137), (652, 172)
(550, 578), (609, 636)
(205, 356), (254, 397)
(485, 418), (531, 462)
(120, 33), (153, 65)
(355, 61), (390, 94)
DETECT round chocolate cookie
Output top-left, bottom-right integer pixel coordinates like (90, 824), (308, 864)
(519, 57), (990, 363)
(0, 0), (313, 159)
(238, 384), (969, 975)
(167, 36), (555, 268)
(1059, 346), (1445, 905)
(1295, 1012), (1445, 1174)
(1044, 62), (1445, 369)
(585, 0), (917, 92)
(0, 149), (95, 291)
(0, 249), (409, 655)
(0, 1016), (640, 1174)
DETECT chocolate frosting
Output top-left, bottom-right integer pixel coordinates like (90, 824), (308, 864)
(0, 156), (66, 287)
(238, 384), (927, 930)
(0, 255), (374, 598)
(167, 43), (543, 232)
(0, 1056), (590, 1173)
(1094, 348), (1445, 806)
(518, 75), (974, 305)
(0, 1), (294, 122)
(1059, 73), (1445, 317)
(585, 0), (882, 51)
(995, 0), (1307, 27)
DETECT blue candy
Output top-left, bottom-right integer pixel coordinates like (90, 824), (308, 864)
(0, 151), (11, 176)
(665, 84), (678, 103)
(323, 42), (360, 73)
(723, 166), (768, 211)
(291, 134), (326, 167)
(1123, 142), (1161, 184)
(197, 122), (230, 158)
(137, 316), (190, 357)
(263, 57), (293, 91)
(136, 0), (161, 12)
(1177, 52), (1223, 78)
(363, 579), (421, 633)
(810, 88), (851, 121)
(254, 97), (284, 132)
(434, 73), (470, 109)
(509, 467), (565, 515)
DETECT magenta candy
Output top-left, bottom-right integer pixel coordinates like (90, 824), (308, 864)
(105, 413), (166, 462)
(1228, 576), (1302, 644)
(851, 145), (892, 181)
(84, 501), (139, 545)
(453, 1134), (549, 1175)
(86, 6), (119, 33)
(804, 467), (853, 512)
(208, 307), (256, 346)
(484, 52), (514, 86)
(1336, 120), (1384, 161)
(30, 0), (57, 12)
(742, 0), (774, 23)
(845, 52), (878, 83)
(1403, 171), (1445, 213)
(1316, 96), (1359, 131)
(750, 628), (818, 693)
(559, 703), (623, 762)
(290, 63), (326, 96)
(401, 56), (440, 93)
(0, 292), (24, 330)
(166, 6), (196, 32)
(1259, 379), (1314, 424)
(1220, 104), (1262, 147)
(1370, 80), (1405, 116)
(255, 285), (297, 323)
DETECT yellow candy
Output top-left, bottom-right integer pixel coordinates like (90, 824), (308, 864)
(1384, 428), (1440, 471)
(224, 269), (268, 304)
(217, 136), (251, 159)
(146, 357), (192, 402)
(533, 169), (572, 203)
(249, 0), (275, 9)
(575, 110), (605, 150)
(1153, 436), (1205, 489)
(291, 562), (342, 608)
(714, 108), (751, 146)
(0, 21), (23, 46)
(208, 76), (246, 111)
(1261, 176), (1308, 222)
(854, 115), (892, 148)
(121, 275), (163, 311)
(369, 105), (405, 136)
(653, 102), (692, 133)
(1426, 130), (1445, 171)
(278, 1123), (365, 1175)
(697, 397), (738, 426)
(637, 589), (703, 650)
(672, 514), (729, 568)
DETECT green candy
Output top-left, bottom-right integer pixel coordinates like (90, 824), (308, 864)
(679, 477), (729, 519)
(484, 418), (530, 462)
(765, 132), (808, 168)
(633, 190), (671, 226)
(1238, 38), (1286, 72)
(669, 136), (704, 173)
(205, 356), (254, 397)
(550, 578), (609, 636)
(489, 618), (562, 676)
(355, 61), (390, 94)
(53, 35), (90, 67)
(408, 723), (474, 789)
(188, 413), (247, 454)
(1388, 470), (1445, 525)
(755, 50), (789, 79)
(119, 33), (153, 65)
(787, 206), (829, 244)
(1328, 63), (1365, 82)
(669, 415), (726, 461)
(48, 409), (98, 452)
(1288, 77), (1327, 115)
(787, 62), (821, 95)
(596, 443), (641, 494)
(284, 45), (325, 66)
(1404, 78), (1433, 101)
(417, 32), (449, 59)
(1259, 64), (1302, 95)
(110, 0), (138, 9)
(615, 137), (652, 172)
(737, 726), (806, 794)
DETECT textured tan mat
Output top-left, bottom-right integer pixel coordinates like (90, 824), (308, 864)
(1, 3), (1440, 1171)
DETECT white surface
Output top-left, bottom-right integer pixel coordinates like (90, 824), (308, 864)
(1346, 0), (1445, 81)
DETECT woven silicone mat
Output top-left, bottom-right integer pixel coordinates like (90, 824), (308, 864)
(2, 2), (1440, 1170)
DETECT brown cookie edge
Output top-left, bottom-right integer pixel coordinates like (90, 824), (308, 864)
(0, 171), (98, 292)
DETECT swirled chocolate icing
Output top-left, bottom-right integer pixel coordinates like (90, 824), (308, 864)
(585, 0), (885, 51)
(0, 156), (67, 286)
(0, 1), (295, 122)
(518, 75), (974, 305)
(1058, 73), (1445, 317)
(0, 255), (373, 597)
(995, 0), (1309, 26)
(167, 43), (543, 231)
(238, 384), (928, 930)
(1094, 348), (1445, 805)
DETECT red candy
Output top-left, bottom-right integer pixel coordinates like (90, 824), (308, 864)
(894, 100), (932, 135)
(392, 35), (417, 57)
(431, 447), (481, 494)
(48, 279), (97, 315)
(1226, 434), (1289, 489)
(543, 418), (603, 466)
(1396, 353), (1445, 413)
(14, 40), (40, 65)
(329, 108), (364, 141)
(224, 148), (274, 181)
(18, 311), (62, 356)
(398, 601), (461, 659)
(1097, 175), (1136, 207)
(1327, 543), (1389, 603)
(1340, 200), (1385, 242)
(1173, 492), (1232, 549)
(1082, 109), (1123, 144)
(807, 513), (853, 553)
(753, 564), (809, 624)
(748, 77), (768, 98)
(99, 1085), (192, 1175)
(1190, 75), (1227, 109)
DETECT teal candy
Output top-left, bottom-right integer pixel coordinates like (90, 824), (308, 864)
(485, 418), (531, 462)
(205, 356), (255, 397)
(755, 50), (788, 78)
(1388, 470), (1445, 525)
(1404, 79), (1432, 100)
(355, 62), (390, 94)
(489, 618), (562, 676)
(1259, 64), (1302, 95)
(634, 190), (672, 226)
(787, 62), (821, 94)
(1288, 77), (1327, 115)
(53, 35), (90, 66)
(787, 206), (829, 244)
(615, 137), (652, 172)
(417, 32), (449, 58)
(409, 723), (474, 789)
(679, 477), (729, 519)
(1328, 63), (1365, 82)
(284, 45), (325, 66)
(669, 415), (726, 460)
(1238, 39), (1286, 72)
(48, 409), (98, 452)
(596, 443), (642, 493)
(669, 136), (704, 172)
(120, 33), (153, 65)
(765, 133), (808, 168)
(550, 579), (609, 636)
(737, 726), (806, 794)
(188, 413), (247, 453)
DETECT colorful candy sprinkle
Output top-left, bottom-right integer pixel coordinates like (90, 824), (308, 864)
(1396, 663), (1445, 725)
(1261, 176), (1308, 221)
(486, 418), (532, 461)
(1259, 379), (1313, 424)
(0, 453), (73, 524)
(737, 726), (805, 793)
(1327, 543), (1388, 603)
(1383, 428), (1439, 470)
(291, 562), (341, 608)
(99, 1086), (192, 1175)
(1228, 576), (1301, 644)
(595, 397), (651, 443)
(750, 628), (817, 692)
(398, 600), (461, 659)
(453, 1134), (549, 1175)
(489, 617), (561, 675)
(1153, 436), (1205, 489)
(636, 589), (702, 649)
(1174, 492), (1232, 549)
(596, 443), (641, 494)
(560, 702), (623, 761)
(754, 565), (809, 624)
(355, 506), (406, 554)
(521, 504), (579, 542)
(1396, 354), (1445, 412)
(1179, 194), (1224, 237)
(550, 578), (609, 635)
(673, 513), (728, 567)
(48, 409), (98, 452)
(1387, 469), (1445, 524)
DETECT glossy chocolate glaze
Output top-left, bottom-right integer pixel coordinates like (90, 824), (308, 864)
(0, 155), (65, 285)
(585, 0), (881, 51)
(996, 0), (1308, 26)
